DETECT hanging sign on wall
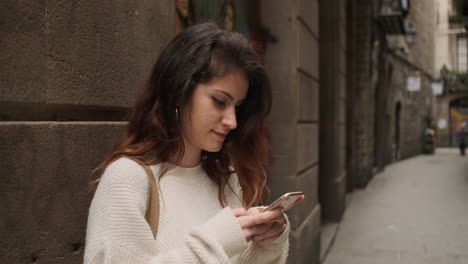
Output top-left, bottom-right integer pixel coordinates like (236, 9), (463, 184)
(407, 76), (421, 92)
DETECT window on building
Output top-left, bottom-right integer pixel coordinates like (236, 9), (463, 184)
(457, 36), (468, 72)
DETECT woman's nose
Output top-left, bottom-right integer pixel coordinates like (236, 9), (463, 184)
(221, 108), (237, 129)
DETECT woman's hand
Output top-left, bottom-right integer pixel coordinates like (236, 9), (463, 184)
(232, 207), (287, 243)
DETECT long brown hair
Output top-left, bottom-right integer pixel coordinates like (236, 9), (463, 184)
(91, 23), (272, 209)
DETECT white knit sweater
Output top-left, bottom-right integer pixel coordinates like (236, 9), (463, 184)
(84, 158), (289, 263)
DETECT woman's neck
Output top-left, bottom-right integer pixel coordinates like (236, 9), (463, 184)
(172, 140), (201, 168)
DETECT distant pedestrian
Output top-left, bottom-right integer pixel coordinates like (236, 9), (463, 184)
(457, 122), (467, 156)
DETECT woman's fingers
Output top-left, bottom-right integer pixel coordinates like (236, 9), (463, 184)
(234, 208), (283, 241)
(237, 208), (282, 229)
(247, 208), (261, 215)
(234, 207), (288, 242)
(251, 223), (270, 234)
(241, 223), (271, 241)
(232, 208), (248, 217)
(269, 215), (286, 224)
(253, 222), (287, 242)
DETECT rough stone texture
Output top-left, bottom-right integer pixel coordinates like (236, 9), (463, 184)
(390, 0), (435, 159)
(0, 1), (173, 263)
(0, 122), (126, 264)
(0, 1), (48, 104)
(319, 0), (347, 222)
(386, 56), (434, 160)
(0, 0), (174, 108)
(347, 0), (376, 188)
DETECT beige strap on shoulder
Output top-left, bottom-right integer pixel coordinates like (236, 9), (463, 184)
(142, 165), (160, 239)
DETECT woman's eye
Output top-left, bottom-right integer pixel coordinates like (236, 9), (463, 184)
(212, 97), (225, 107)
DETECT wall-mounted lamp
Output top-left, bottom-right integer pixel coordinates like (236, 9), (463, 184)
(404, 20), (416, 46)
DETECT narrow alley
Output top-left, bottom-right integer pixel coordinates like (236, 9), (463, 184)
(3, 0), (468, 263)
(323, 149), (468, 264)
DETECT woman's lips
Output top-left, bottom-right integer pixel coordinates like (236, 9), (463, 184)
(212, 130), (227, 139)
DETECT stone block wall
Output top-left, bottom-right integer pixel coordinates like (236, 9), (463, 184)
(0, 1), (174, 263)
(261, 0), (321, 263)
(386, 56), (434, 160)
(1, 0), (174, 108)
(394, 0), (436, 159)
(0, 122), (125, 263)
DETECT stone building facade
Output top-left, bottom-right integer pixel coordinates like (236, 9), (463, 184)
(396, 0), (436, 159)
(347, 0), (436, 170)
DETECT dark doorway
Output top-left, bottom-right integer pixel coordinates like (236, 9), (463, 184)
(394, 102), (401, 160)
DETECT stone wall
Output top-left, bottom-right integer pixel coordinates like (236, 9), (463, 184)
(393, 0), (436, 159)
(0, 122), (125, 263)
(319, 0), (347, 222)
(386, 54), (434, 160)
(261, 0), (321, 262)
(0, 1), (174, 263)
(347, 0), (376, 189)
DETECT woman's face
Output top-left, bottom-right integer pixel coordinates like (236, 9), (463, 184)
(181, 69), (248, 153)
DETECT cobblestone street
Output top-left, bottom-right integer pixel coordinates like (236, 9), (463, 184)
(323, 148), (468, 264)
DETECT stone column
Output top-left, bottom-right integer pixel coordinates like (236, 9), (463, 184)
(346, 0), (375, 188)
(319, 0), (348, 221)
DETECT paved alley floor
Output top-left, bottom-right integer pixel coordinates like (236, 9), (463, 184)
(323, 148), (468, 264)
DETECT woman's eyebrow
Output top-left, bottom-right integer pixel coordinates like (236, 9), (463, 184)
(213, 89), (246, 104)
(214, 89), (235, 100)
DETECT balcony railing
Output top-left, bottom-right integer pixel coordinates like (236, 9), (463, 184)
(441, 72), (468, 94)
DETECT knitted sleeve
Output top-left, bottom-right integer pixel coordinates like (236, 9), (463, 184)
(84, 158), (248, 264)
(237, 213), (290, 264)
(227, 173), (290, 264)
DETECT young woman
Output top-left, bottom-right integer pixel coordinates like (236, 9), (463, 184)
(84, 23), (290, 263)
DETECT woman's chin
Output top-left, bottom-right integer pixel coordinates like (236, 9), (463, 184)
(203, 143), (224, 153)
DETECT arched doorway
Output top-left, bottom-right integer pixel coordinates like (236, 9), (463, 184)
(394, 102), (401, 160)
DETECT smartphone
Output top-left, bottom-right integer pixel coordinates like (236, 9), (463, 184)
(262, 192), (304, 212)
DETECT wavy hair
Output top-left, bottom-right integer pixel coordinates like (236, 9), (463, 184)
(91, 23), (272, 209)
